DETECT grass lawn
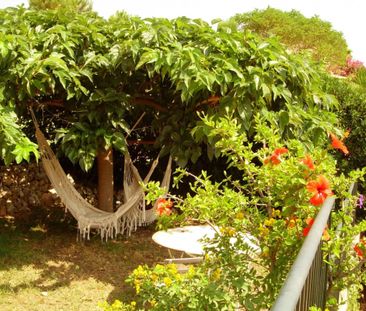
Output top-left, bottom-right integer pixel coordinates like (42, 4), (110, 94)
(0, 215), (171, 311)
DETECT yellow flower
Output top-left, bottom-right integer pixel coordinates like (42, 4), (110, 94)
(134, 265), (148, 277)
(149, 299), (157, 307)
(151, 273), (158, 282)
(134, 280), (141, 294)
(259, 224), (269, 236)
(264, 218), (276, 227)
(220, 226), (236, 236)
(272, 208), (282, 218)
(187, 265), (195, 279)
(211, 268), (221, 281)
(111, 300), (122, 308)
(163, 277), (172, 287)
(167, 263), (178, 274)
(236, 212), (245, 220)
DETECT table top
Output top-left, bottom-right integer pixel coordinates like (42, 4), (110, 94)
(152, 225), (217, 255)
(152, 225), (260, 256)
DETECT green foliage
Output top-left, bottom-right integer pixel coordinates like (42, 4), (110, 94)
(354, 67), (366, 90)
(231, 8), (349, 69)
(125, 16), (338, 165)
(0, 7), (121, 169)
(321, 75), (366, 171)
(115, 115), (366, 310)
(0, 105), (38, 164)
(128, 264), (234, 310)
(29, 0), (93, 12)
(322, 184), (366, 308)
(0, 7), (340, 170)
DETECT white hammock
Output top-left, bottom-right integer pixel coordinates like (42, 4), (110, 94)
(124, 153), (173, 225)
(32, 115), (172, 240)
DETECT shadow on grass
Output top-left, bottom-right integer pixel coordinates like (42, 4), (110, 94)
(0, 213), (169, 305)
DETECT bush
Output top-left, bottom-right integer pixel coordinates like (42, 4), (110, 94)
(231, 8), (349, 69)
(103, 114), (366, 310)
(322, 75), (366, 172)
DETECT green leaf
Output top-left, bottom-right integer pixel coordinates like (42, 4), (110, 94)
(254, 75), (260, 90)
(136, 50), (159, 70)
(279, 111), (289, 130)
(261, 84), (271, 101)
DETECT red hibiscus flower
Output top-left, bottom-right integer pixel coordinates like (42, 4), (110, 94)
(329, 133), (349, 155)
(156, 198), (173, 216)
(264, 147), (288, 165)
(302, 217), (330, 241)
(354, 239), (366, 259)
(306, 175), (333, 206)
(301, 155), (315, 170)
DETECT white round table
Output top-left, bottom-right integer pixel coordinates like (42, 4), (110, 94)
(152, 225), (217, 255)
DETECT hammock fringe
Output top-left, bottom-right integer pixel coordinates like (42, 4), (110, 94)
(32, 121), (172, 241)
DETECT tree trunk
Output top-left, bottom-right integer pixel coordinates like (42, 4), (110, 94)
(97, 148), (114, 212)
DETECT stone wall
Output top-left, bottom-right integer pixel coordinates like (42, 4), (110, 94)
(0, 162), (98, 218)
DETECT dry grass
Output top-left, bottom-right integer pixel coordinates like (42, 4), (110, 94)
(0, 216), (171, 311)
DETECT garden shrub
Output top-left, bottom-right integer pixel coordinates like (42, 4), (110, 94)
(321, 75), (366, 172)
(103, 114), (366, 310)
(354, 66), (366, 90)
(231, 8), (349, 69)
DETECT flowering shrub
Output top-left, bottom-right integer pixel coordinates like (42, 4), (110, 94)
(354, 239), (366, 258)
(103, 114), (366, 310)
(321, 74), (366, 172)
(336, 56), (364, 77)
(329, 132), (349, 155)
(155, 198), (173, 216)
(306, 175), (333, 206)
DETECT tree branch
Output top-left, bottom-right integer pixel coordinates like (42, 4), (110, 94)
(127, 140), (156, 145)
(132, 97), (168, 112)
(28, 99), (65, 108)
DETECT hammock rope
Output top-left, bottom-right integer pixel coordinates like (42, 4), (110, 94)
(30, 109), (172, 240)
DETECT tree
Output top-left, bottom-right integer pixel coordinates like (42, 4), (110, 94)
(231, 8), (349, 70)
(0, 7), (340, 212)
(29, 0), (93, 12)
(0, 106), (38, 165)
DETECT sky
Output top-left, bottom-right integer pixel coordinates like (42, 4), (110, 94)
(1, 0), (365, 64)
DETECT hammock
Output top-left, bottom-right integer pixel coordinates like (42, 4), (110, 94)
(123, 153), (172, 226)
(31, 112), (172, 240)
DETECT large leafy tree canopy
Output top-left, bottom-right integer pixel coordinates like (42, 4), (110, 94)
(0, 6), (339, 169)
(29, 0), (92, 12)
(231, 8), (349, 70)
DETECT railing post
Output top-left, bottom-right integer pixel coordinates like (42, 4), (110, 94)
(271, 197), (335, 311)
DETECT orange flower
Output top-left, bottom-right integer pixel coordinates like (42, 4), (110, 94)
(322, 229), (330, 241)
(354, 239), (366, 259)
(286, 216), (298, 229)
(344, 129), (350, 139)
(301, 155), (315, 170)
(330, 133), (349, 155)
(264, 147), (288, 165)
(306, 175), (333, 206)
(302, 218), (314, 237)
(302, 217), (330, 240)
(156, 198), (173, 216)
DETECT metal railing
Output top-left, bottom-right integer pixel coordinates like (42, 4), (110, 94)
(272, 183), (357, 311)
(271, 196), (334, 311)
